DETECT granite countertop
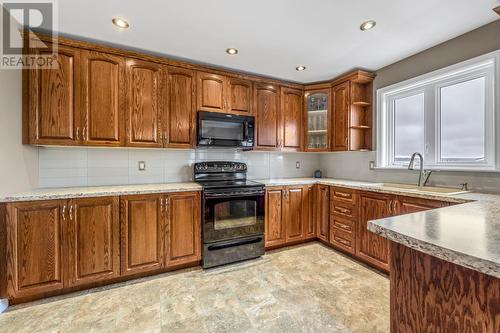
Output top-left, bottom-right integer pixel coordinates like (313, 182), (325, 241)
(1, 177), (499, 278)
(0, 182), (202, 202)
(261, 177), (500, 278)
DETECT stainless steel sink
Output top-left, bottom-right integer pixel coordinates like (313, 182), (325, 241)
(377, 183), (469, 195)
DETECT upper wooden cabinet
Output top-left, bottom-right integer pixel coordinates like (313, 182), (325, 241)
(281, 87), (303, 151)
(331, 71), (374, 152)
(164, 67), (196, 148)
(125, 59), (164, 148)
(254, 83), (281, 150)
(304, 89), (330, 152)
(332, 81), (350, 151)
(24, 44), (80, 145)
(80, 50), (126, 146)
(66, 197), (120, 287)
(197, 72), (253, 115)
(228, 78), (253, 114)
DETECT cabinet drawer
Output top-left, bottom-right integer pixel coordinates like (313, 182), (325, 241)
(329, 227), (355, 254)
(330, 215), (354, 234)
(330, 187), (358, 205)
(330, 201), (357, 220)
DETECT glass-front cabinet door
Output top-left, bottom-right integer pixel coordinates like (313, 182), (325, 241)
(304, 89), (330, 151)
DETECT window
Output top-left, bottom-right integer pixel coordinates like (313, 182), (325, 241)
(377, 51), (498, 171)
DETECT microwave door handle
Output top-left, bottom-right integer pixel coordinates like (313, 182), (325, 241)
(244, 122), (249, 138)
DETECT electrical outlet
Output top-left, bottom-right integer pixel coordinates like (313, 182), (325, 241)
(296, 161), (300, 169)
(138, 161), (146, 171)
(369, 161), (375, 170)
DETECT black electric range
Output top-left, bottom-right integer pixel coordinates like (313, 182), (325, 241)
(194, 161), (265, 268)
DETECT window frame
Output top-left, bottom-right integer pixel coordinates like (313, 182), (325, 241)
(377, 50), (499, 172)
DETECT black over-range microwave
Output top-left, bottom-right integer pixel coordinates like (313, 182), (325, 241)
(197, 111), (255, 149)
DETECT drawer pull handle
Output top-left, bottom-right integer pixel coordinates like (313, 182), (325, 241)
(335, 207), (351, 214)
(336, 192), (351, 198)
(337, 224), (350, 230)
(336, 238), (350, 246)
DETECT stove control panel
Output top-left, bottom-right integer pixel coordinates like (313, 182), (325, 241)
(194, 161), (247, 173)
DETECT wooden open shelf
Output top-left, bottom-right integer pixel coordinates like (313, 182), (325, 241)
(350, 125), (371, 130)
(352, 101), (371, 107)
(349, 79), (373, 151)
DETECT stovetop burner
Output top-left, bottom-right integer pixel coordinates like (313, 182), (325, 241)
(197, 179), (264, 189)
(194, 161), (263, 191)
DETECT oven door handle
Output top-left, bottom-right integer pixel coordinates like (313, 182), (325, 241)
(207, 236), (263, 251)
(204, 192), (264, 199)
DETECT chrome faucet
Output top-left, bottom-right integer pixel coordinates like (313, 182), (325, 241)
(408, 152), (432, 187)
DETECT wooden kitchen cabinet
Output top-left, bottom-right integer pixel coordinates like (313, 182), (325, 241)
(80, 50), (126, 146)
(120, 194), (165, 276)
(24, 44), (81, 146)
(304, 89), (331, 152)
(303, 184), (316, 240)
(164, 67), (196, 148)
(316, 185), (330, 242)
(254, 83), (281, 150)
(281, 87), (303, 151)
(197, 72), (252, 115)
(332, 81), (350, 151)
(165, 192), (201, 266)
(67, 197), (120, 287)
(5, 200), (66, 299)
(396, 195), (449, 215)
(357, 191), (394, 271)
(283, 186), (305, 242)
(228, 78), (253, 115)
(125, 59), (165, 148)
(265, 187), (286, 248)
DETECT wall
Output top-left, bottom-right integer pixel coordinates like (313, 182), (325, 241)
(0, 69), (38, 196)
(38, 147), (320, 188)
(321, 19), (500, 193)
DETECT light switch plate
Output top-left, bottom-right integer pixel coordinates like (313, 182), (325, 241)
(296, 161), (300, 169)
(138, 161), (146, 171)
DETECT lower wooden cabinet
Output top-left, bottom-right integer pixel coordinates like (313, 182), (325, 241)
(165, 192), (201, 266)
(396, 195), (448, 215)
(2, 191), (201, 303)
(5, 200), (66, 299)
(265, 185), (315, 248)
(120, 194), (165, 276)
(67, 197), (120, 287)
(265, 187), (286, 248)
(357, 192), (394, 272)
(316, 185), (330, 242)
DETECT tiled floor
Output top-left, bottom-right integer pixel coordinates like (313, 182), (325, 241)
(0, 243), (390, 332)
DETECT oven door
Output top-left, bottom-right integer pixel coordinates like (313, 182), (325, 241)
(203, 190), (264, 243)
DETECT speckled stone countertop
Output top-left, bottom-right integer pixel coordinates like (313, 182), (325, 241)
(260, 177), (500, 278)
(0, 182), (202, 203)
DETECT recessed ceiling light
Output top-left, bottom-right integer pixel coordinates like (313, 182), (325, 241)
(112, 17), (129, 29)
(226, 48), (238, 55)
(296, 65), (306, 71)
(360, 20), (376, 31)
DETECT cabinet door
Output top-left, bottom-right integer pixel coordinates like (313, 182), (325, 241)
(304, 90), (330, 152)
(125, 59), (164, 148)
(27, 45), (80, 145)
(284, 186), (305, 242)
(254, 84), (281, 150)
(357, 192), (393, 271)
(81, 50), (125, 146)
(197, 72), (226, 112)
(396, 196), (448, 215)
(281, 87), (303, 151)
(228, 78), (252, 115)
(165, 67), (196, 148)
(165, 192), (201, 266)
(332, 81), (350, 151)
(265, 187), (286, 248)
(303, 184), (316, 239)
(67, 197), (120, 287)
(316, 185), (330, 241)
(120, 194), (165, 276)
(6, 200), (66, 298)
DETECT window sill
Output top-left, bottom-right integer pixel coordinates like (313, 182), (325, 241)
(373, 166), (500, 173)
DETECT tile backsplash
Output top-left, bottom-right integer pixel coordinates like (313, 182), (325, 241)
(38, 147), (321, 188)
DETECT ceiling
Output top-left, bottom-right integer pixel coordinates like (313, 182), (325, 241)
(55, 0), (499, 83)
